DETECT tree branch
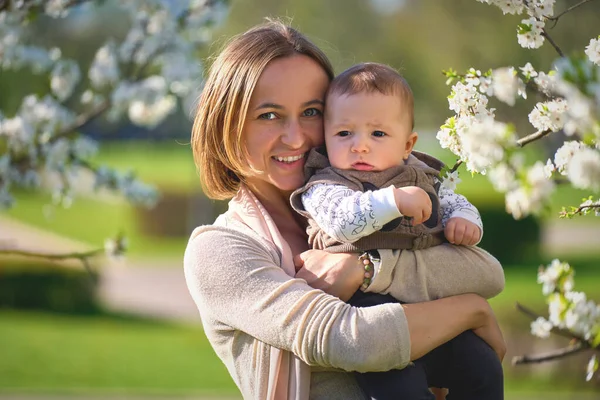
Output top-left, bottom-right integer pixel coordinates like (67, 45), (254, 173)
(577, 204), (600, 213)
(0, 247), (103, 261)
(517, 129), (552, 147)
(512, 341), (588, 365)
(47, 100), (110, 144)
(542, 29), (564, 57)
(515, 302), (589, 342)
(547, 0), (596, 28)
(448, 160), (463, 174)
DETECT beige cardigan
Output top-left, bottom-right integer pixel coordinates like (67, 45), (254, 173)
(183, 196), (504, 399)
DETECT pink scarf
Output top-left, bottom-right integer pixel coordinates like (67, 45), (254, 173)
(227, 184), (311, 400)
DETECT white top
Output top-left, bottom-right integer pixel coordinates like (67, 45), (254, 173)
(301, 179), (483, 244)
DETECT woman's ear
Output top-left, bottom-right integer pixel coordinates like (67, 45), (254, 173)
(404, 132), (419, 159)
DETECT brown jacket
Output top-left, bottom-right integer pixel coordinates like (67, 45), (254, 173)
(290, 147), (447, 253)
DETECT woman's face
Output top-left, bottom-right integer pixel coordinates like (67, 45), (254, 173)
(242, 54), (330, 196)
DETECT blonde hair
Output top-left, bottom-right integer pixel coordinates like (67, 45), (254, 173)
(327, 62), (414, 129)
(191, 20), (334, 200)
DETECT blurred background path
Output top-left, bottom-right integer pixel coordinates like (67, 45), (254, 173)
(2, 214), (600, 324)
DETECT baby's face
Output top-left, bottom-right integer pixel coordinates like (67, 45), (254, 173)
(324, 91), (417, 171)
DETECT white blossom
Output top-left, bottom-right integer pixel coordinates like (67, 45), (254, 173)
(517, 17), (545, 49)
(436, 121), (458, 153)
(484, 0), (525, 15)
(0, 0), (227, 213)
(531, 317), (553, 338)
(587, 355), (598, 382)
(539, 260), (564, 292)
(448, 81), (479, 114)
(520, 62), (538, 79)
(441, 170), (461, 191)
(478, 76), (493, 96)
(459, 117), (516, 174)
(543, 158), (555, 178)
(492, 67), (521, 105)
(128, 95), (177, 128)
(505, 161), (555, 219)
(488, 163), (517, 192)
(525, 0), (555, 18)
(71, 136), (98, 161)
(89, 42), (120, 89)
(567, 147), (600, 191)
(45, 0), (71, 18)
(505, 187), (530, 219)
(548, 293), (567, 327)
(528, 99), (567, 132)
(533, 71), (557, 95)
(50, 59), (81, 101)
(554, 141), (585, 175)
(585, 37), (600, 66)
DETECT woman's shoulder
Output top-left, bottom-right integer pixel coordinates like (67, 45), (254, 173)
(184, 213), (280, 266)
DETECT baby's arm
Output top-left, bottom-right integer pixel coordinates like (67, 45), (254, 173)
(301, 183), (401, 243)
(438, 179), (484, 245)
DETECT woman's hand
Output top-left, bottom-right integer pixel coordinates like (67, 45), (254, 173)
(472, 305), (507, 362)
(294, 250), (364, 301)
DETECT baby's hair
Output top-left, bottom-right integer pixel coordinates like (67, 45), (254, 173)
(327, 62), (414, 129)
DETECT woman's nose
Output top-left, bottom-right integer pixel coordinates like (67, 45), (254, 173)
(281, 119), (305, 148)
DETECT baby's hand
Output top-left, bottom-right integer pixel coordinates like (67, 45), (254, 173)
(393, 186), (432, 225)
(445, 217), (481, 246)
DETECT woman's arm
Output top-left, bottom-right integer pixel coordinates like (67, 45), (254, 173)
(184, 226), (411, 373)
(293, 249), (505, 362)
(403, 294), (505, 361)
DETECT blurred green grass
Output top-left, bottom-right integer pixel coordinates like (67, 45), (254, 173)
(94, 141), (198, 192)
(0, 310), (237, 396)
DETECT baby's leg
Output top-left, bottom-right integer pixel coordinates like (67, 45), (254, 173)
(379, 244), (505, 303)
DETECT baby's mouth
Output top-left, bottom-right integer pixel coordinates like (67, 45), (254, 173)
(351, 161), (374, 171)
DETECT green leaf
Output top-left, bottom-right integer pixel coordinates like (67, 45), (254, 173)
(592, 331), (600, 348)
(517, 23), (532, 34)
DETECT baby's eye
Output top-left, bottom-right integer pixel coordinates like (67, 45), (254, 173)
(303, 108), (322, 117)
(258, 112), (277, 120)
(336, 131), (351, 137)
(372, 130), (387, 137)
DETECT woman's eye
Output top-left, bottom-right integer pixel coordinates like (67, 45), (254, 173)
(258, 112), (277, 120)
(336, 131), (351, 137)
(372, 130), (386, 137)
(303, 108), (322, 117)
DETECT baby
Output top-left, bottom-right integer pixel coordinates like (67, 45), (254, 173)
(291, 63), (504, 399)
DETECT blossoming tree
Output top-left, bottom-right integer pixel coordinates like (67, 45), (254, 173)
(0, 0), (228, 267)
(437, 0), (600, 381)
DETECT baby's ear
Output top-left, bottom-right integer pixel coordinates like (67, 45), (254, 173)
(404, 132), (418, 159)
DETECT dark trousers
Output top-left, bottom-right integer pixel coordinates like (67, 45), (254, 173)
(348, 291), (504, 400)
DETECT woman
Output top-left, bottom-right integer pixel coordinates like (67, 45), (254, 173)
(184, 20), (505, 400)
